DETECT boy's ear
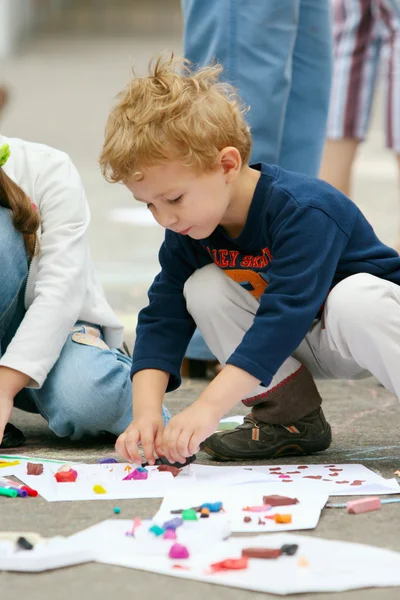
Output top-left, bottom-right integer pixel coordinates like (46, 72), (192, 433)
(219, 147), (242, 182)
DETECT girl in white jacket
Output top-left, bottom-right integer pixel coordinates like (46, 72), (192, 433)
(0, 135), (170, 447)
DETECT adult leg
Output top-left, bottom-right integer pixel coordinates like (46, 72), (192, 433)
(279, 0), (333, 176)
(19, 324), (171, 441)
(182, 0), (300, 164)
(319, 0), (382, 195)
(0, 208), (28, 448)
(184, 264), (331, 460)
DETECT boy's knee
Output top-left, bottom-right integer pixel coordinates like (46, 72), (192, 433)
(184, 263), (235, 316)
(326, 273), (386, 329)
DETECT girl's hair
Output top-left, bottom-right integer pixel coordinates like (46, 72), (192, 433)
(0, 168), (39, 258)
(99, 54), (252, 182)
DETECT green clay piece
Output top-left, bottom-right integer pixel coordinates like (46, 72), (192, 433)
(149, 524), (165, 536)
(182, 508), (198, 521)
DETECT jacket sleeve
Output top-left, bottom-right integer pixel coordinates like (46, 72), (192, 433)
(227, 204), (350, 386)
(0, 150), (90, 388)
(131, 231), (208, 392)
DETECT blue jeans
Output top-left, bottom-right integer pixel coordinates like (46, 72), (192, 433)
(0, 208), (170, 440)
(182, 0), (333, 359)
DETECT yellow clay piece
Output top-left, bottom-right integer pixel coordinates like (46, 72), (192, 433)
(93, 484), (107, 494)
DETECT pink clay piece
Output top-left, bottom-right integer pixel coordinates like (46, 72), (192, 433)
(169, 543), (190, 559)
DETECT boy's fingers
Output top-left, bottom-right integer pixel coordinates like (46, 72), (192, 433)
(154, 428), (165, 458)
(188, 433), (201, 456)
(121, 428), (142, 464)
(115, 433), (131, 462)
(141, 436), (156, 466)
(166, 429), (188, 464)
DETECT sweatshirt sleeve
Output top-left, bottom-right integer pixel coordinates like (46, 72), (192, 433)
(0, 150), (89, 388)
(227, 203), (350, 386)
(131, 231), (208, 391)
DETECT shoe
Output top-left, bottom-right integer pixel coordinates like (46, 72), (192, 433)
(0, 423), (25, 449)
(204, 408), (331, 461)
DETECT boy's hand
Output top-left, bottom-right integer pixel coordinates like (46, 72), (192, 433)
(115, 412), (165, 465)
(162, 401), (222, 464)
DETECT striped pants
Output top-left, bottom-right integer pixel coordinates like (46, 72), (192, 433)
(327, 0), (400, 152)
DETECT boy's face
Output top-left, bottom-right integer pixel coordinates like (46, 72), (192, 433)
(125, 159), (232, 240)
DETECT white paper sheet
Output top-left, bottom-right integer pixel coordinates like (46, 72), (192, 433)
(154, 485), (328, 533)
(95, 532), (400, 595)
(11, 462), (176, 501)
(71, 518), (230, 558)
(243, 463), (400, 496)
(0, 537), (93, 572)
(9, 461), (263, 502)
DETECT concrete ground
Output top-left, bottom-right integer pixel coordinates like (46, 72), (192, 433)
(1, 13), (400, 600)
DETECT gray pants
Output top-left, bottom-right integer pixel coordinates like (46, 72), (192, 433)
(184, 264), (400, 423)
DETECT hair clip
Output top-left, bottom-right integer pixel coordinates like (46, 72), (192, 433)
(0, 143), (10, 167)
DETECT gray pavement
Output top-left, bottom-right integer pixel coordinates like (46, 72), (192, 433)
(1, 22), (400, 600)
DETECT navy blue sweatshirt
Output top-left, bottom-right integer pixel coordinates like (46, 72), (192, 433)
(131, 163), (400, 391)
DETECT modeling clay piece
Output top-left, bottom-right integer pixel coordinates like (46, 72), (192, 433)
(243, 516), (252, 523)
(57, 464), (73, 472)
(16, 537), (34, 551)
(113, 507), (121, 514)
(157, 465), (181, 477)
(123, 467), (148, 481)
(98, 458), (118, 464)
(169, 543), (190, 559)
(262, 495), (299, 507)
(0, 460), (20, 468)
(124, 465), (132, 473)
(54, 470), (77, 483)
(126, 517), (142, 536)
(274, 514), (292, 524)
(93, 484), (107, 494)
(258, 518), (266, 525)
(182, 509), (198, 521)
(149, 524), (165, 536)
(210, 557), (249, 572)
(163, 529), (177, 540)
(200, 502), (223, 513)
(347, 497), (381, 514)
(242, 547), (281, 559)
(281, 544), (299, 556)
(350, 480), (365, 486)
(243, 505), (271, 513)
(163, 518), (183, 530)
(200, 508), (210, 518)
(27, 462), (43, 476)
(297, 556), (309, 567)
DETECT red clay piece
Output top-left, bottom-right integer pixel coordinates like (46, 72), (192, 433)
(243, 516), (252, 523)
(262, 495), (299, 507)
(242, 547), (281, 559)
(210, 557), (249, 572)
(27, 463), (43, 476)
(157, 465), (181, 477)
(54, 470), (77, 483)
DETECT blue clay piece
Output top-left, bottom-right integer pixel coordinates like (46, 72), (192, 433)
(200, 502), (223, 513)
(98, 458), (118, 464)
(163, 517), (183, 530)
(136, 467), (148, 473)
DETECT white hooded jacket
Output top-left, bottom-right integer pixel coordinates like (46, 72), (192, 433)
(0, 135), (124, 388)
